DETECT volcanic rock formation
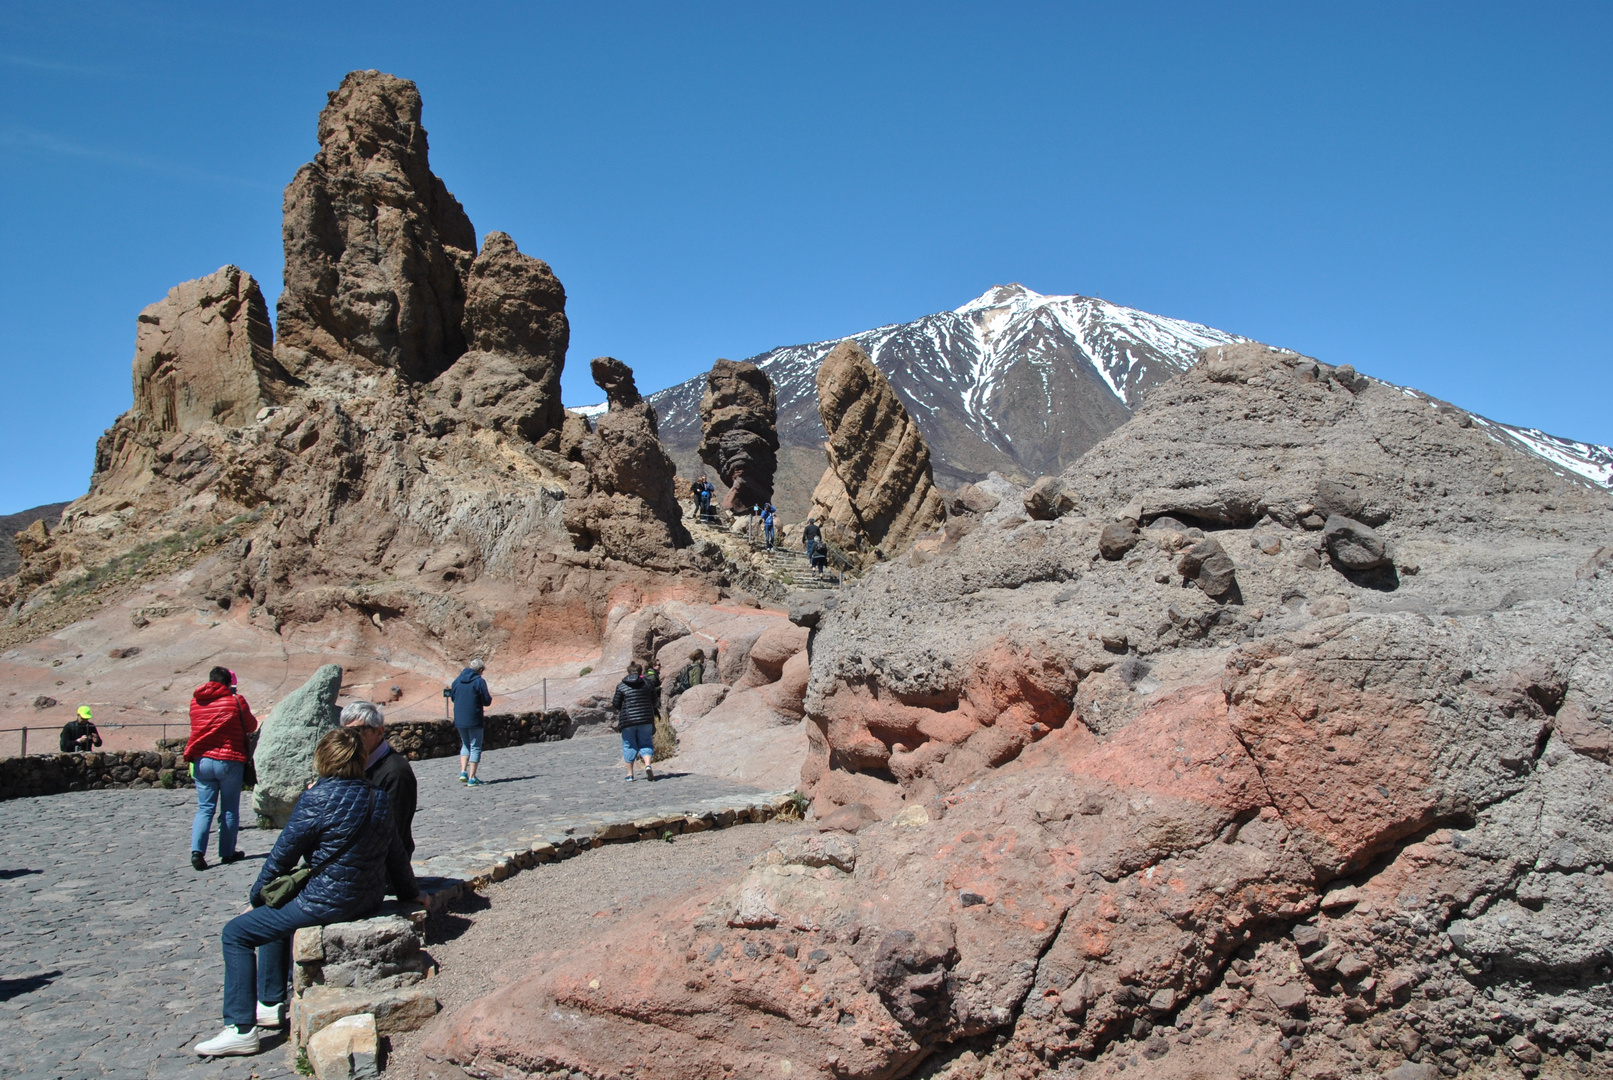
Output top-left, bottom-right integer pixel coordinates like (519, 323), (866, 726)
(430, 231), (568, 446)
(1, 71), (711, 670)
(562, 357), (694, 568)
(697, 359), (779, 511)
(808, 341), (946, 562)
(423, 343), (1613, 1079)
(276, 69), (477, 385)
(131, 265), (291, 434)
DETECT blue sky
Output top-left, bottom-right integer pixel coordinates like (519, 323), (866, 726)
(1, 1), (1609, 513)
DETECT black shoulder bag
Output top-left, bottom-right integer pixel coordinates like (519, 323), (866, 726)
(259, 788), (376, 909)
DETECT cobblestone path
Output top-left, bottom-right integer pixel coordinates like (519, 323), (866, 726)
(0, 737), (770, 1080)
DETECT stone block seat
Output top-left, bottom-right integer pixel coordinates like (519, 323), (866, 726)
(288, 904), (439, 1047)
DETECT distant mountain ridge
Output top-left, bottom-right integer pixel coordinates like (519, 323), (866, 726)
(649, 284), (1243, 502)
(617, 285), (1613, 518)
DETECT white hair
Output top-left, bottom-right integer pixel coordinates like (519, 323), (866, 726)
(469, 658), (485, 672)
(340, 701), (385, 728)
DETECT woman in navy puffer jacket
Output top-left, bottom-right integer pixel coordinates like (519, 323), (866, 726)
(194, 728), (427, 1059)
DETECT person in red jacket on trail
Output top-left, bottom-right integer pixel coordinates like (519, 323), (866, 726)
(186, 666), (258, 872)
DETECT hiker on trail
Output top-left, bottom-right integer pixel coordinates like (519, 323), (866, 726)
(342, 701), (417, 871)
(193, 728), (426, 1059)
(59, 706), (102, 752)
(693, 474), (713, 523)
(186, 667), (258, 872)
(612, 661), (659, 782)
(760, 501), (778, 549)
(802, 517), (827, 577)
(448, 659), (492, 787)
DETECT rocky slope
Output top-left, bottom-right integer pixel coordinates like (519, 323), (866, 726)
(0, 503), (67, 581)
(423, 344), (1613, 1079)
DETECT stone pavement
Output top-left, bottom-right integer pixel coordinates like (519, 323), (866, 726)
(0, 737), (777, 1080)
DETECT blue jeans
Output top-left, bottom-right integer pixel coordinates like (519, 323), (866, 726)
(458, 725), (484, 763)
(192, 757), (244, 857)
(221, 898), (321, 1029)
(764, 522), (775, 548)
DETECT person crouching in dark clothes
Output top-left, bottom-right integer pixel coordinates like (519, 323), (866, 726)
(342, 700), (417, 866)
(60, 706), (103, 752)
(192, 728), (426, 1059)
(612, 661), (660, 782)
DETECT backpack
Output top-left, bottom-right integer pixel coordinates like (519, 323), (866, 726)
(678, 662), (704, 692)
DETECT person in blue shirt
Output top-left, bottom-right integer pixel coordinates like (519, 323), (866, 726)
(448, 659), (492, 786)
(760, 502), (777, 550)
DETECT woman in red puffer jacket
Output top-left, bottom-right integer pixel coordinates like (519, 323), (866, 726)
(186, 666), (258, 872)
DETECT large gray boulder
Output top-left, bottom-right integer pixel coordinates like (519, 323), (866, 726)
(253, 664), (344, 827)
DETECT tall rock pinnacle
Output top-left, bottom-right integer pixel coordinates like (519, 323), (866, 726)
(810, 341), (946, 559)
(697, 358), (778, 511)
(276, 69), (477, 384)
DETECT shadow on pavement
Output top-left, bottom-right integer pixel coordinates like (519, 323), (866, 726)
(0, 970), (61, 1001)
(0, 867), (42, 879)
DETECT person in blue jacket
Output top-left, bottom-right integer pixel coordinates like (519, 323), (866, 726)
(449, 658), (493, 786)
(760, 501), (778, 550)
(193, 728), (426, 1058)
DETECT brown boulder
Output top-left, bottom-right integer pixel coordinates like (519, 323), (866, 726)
(1023, 475), (1074, 520)
(1176, 535), (1239, 598)
(808, 342), (945, 561)
(276, 69), (476, 383)
(563, 358), (692, 565)
(949, 483), (1000, 516)
(1097, 519), (1140, 560)
(1323, 513), (1391, 571)
(697, 359), (779, 511)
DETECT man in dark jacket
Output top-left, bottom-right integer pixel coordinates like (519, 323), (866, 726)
(342, 701), (417, 887)
(802, 517), (825, 576)
(611, 662), (660, 781)
(60, 706), (103, 752)
(448, 659), (492, 786)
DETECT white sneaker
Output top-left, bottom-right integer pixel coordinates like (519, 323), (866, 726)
(644, 761), (655, 781)
(195, 1025), (260, 1056)
(255, 1001), (284, 1028)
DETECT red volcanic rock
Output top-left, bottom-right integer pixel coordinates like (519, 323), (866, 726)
(415, 646), (1361, 1076)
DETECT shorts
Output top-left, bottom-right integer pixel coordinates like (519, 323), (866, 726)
(458, 725), (484, 763)
(621, 723), (655, 763)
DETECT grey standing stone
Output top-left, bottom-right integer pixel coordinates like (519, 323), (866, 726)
(254, 664), (344, 827)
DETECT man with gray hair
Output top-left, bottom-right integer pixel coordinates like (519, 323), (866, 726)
(341, 701), (418, 864)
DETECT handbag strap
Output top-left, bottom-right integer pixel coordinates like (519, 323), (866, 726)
(236, 697), (252, 755)
(303, 787), (377, 882)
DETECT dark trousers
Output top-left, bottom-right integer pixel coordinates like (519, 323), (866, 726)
(220, 898), (322, 1029)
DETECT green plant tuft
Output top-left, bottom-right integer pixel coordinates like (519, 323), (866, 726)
(579, 666), (593, 676)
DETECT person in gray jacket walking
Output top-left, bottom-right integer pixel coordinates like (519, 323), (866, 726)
(448, 659), (492, 786)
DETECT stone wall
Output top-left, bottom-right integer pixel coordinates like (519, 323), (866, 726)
(0, 749), (194, 800)
(383, 710), (573, 760)
(0, 710), (574, 801)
